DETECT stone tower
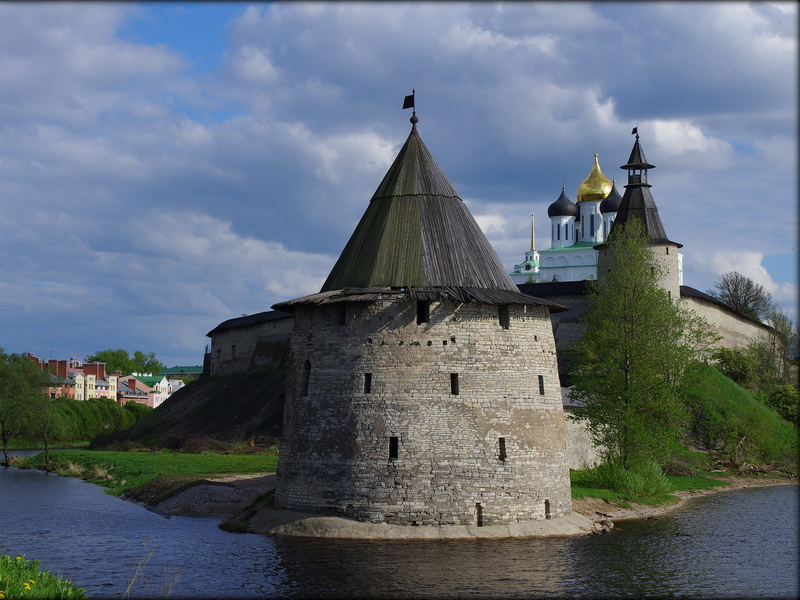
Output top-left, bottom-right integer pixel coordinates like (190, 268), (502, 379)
(597, 129), (683, 300)
(273, 113), (573, 527)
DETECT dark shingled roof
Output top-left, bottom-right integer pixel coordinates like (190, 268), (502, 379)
(599, 134), (681, 248)
(517, 280), (589, 296)
(206, 310), (293, 337)
(599, 182), (622, 214)
(622, 135), (655, 170)
(547, 187), (578, 218)
(320, 123), (520, 293)
(679, 286), (773, 329)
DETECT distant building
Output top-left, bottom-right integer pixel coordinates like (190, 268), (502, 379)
(159, 365), (203, 381)
(117, 378), (150, 406)
(120, 373), (170, 408)
(510, 148), (684, 285)
(515, 131), (773, 382)
(28, 355), (118, 401)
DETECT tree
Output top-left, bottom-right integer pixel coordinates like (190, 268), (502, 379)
(569, 220), (717, 468)
(0, 350), (50, 466)
(764, 307), (798, 384)
(707, 271), (773, 322)
(27, 395), (69, 470)
(84, 349), (164, 375)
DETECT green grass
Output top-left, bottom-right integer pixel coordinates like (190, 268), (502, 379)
(0, 554), (85, 599)
(666, 474), (731, 492)
(15, 448), (279, 497)
(685, 364), (798, 464)
(6, 440), (91, 451)
(570, 467), (733, 506)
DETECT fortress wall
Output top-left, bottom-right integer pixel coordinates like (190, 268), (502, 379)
(563, 406), (603, 469)
(682, 296), (772, 350)
(532, 294), (590, 378)
(276, 299), (573, 526)
(208, 317), (293, 377)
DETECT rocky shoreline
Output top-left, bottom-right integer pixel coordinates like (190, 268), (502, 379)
(127, 470), (797, 539)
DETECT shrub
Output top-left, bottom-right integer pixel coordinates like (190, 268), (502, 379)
(712, 347), (756, 386)
(123, 402), (153, 421)
(577, 460), (671, 499)
(764, 384), (800, 425)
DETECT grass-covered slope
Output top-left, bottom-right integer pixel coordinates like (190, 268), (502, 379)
(93, 370), (286, 450)
(684, 363), (798, 464)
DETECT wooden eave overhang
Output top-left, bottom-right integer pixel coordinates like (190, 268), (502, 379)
(272, 286), (570, 313)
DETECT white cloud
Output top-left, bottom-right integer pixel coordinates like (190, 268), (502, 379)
(687, 251), (797, 320)
(228, 45), (279, 84)
(472, 213), (510, 239)
(0, 2), (795, 364)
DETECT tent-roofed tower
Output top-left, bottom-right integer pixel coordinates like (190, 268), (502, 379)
(273, 109), (573, 528)
(322, 119), (517, 292)
(597, 129), (683, 299)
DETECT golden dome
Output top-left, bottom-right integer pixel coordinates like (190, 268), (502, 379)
(577, 153), (613, 202)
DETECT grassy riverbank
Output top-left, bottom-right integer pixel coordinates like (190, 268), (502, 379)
(0, 555), (85, 600)
(14, 445), (796, 517)
(571, 468), (734, 507)
(14, 448), (279, 498)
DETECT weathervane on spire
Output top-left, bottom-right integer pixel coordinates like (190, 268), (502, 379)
(632, 126), (639, 138)
(403, 89), (418, 126)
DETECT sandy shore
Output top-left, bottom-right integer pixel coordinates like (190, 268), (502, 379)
(138, 472), (796, 539)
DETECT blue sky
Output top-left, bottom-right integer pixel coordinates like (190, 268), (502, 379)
(0, 2), (796, 367)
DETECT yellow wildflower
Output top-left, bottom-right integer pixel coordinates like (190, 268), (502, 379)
(29, 580), (36, 585)
(23, 583), (31, 590)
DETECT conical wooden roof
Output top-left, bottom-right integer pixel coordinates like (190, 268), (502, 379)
(601, 133), (681, 247)
(320, 124), (519, 292)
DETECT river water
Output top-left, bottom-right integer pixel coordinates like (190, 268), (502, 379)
(1, 458), (797, 599)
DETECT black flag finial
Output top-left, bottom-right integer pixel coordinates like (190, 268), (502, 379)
(631, 126), (638, 136)
(403, 89), (417, 127)
(403, 89), (415, 111)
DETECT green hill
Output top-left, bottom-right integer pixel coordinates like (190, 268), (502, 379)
(92, 370), (285, 451)
(684, 363), (797, 465)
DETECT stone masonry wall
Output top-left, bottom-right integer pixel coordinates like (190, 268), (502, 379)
(682, 296), (773, 350)
(209, 317), (293, 376)
(276, 298), (573, 526)
(563, 405), (603, 469)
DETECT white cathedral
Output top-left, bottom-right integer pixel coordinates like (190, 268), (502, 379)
(510, 150), (684, 285)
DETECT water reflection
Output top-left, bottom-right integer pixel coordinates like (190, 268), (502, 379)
(272, 537), (590, 598)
